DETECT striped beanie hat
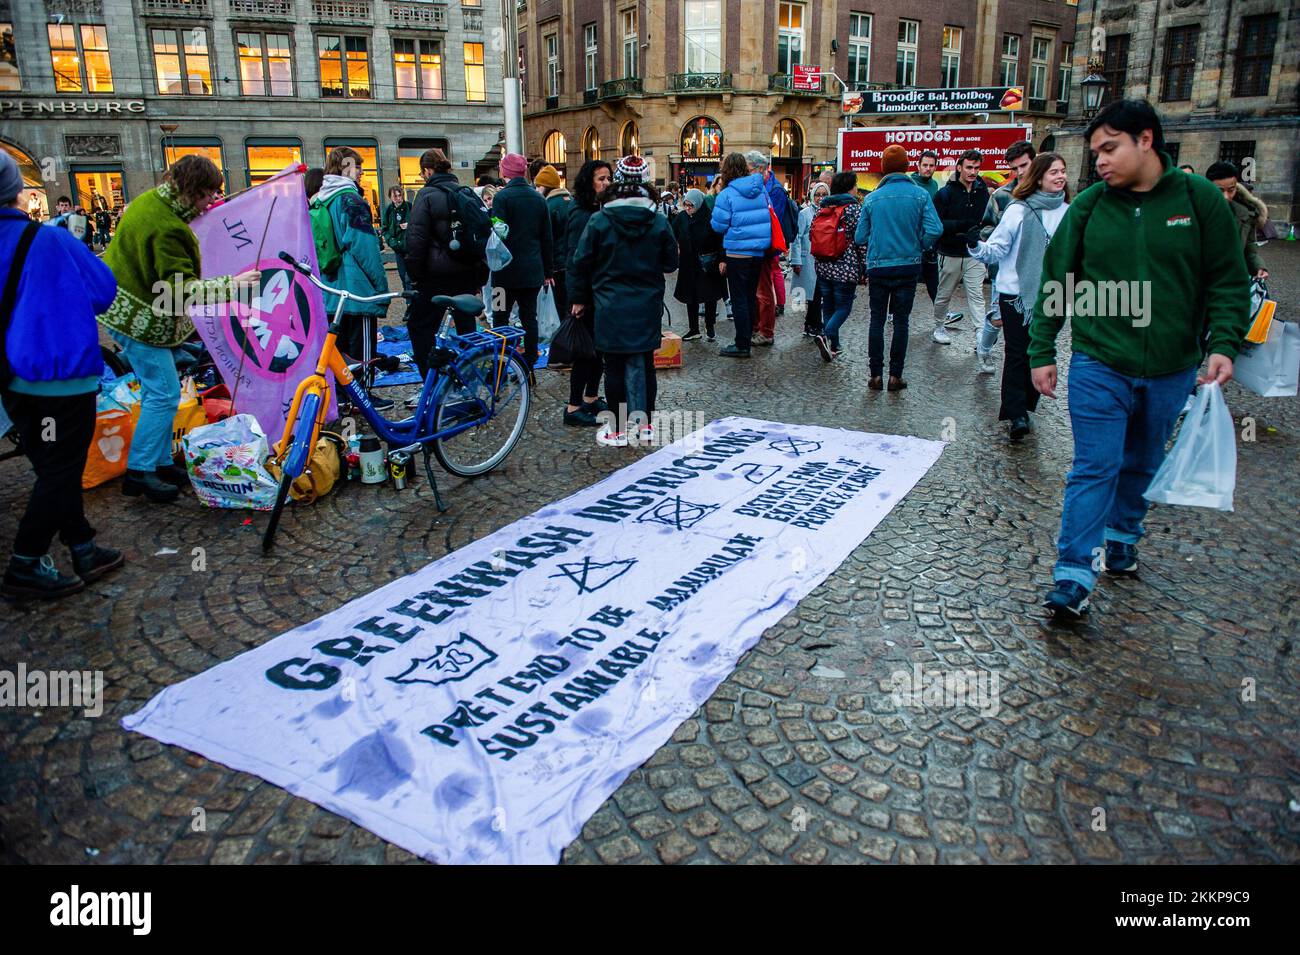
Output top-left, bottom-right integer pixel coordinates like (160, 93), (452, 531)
(615, 154), (650, 183)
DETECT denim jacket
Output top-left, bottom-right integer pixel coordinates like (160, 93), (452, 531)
(854, 173), (943, 271)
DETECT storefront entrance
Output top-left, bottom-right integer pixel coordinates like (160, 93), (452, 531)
(70, 165), (126, 215)
(1, 139), (47, 219)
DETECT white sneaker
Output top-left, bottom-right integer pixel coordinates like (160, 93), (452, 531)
(597, 428), (628, 447)
(944, 311), (964, 327)
(977, 353), (996, 374)
(933, 326), (952, 344)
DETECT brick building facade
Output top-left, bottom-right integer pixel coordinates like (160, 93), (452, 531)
(519, 0), (1079, 198)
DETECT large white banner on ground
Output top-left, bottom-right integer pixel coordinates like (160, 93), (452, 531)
(123, 417), (944, 864)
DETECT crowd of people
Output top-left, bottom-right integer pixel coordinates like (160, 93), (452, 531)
(0, 97), (1272, 619)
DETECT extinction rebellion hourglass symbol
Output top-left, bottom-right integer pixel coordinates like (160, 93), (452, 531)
(769, 437), (822, 457)
(635, 496), (719, 531)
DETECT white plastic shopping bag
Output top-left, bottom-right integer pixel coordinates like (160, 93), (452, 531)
(536, 285), (561, 342)
(485, 230), (513, 272)
(1234, 319), (1300, 397)
(182, 413), (281, 510)
(1144, 382), (1236, 511)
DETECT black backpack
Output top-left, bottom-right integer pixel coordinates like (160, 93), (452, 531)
(433, 183), (492, 265)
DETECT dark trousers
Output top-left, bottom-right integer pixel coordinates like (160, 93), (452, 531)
(339, 313), (379, 389)
(920, 250), (939, 303)
(567, 311), (604, 407)
(724, 256), (762, 350)
(686, 298), (717, 337)
(408, 286), (479, 380)
(998, 294), (1040, 421)
(493, 285), (540, 368)
(803, 282), (823, 334)
(393, 253), (413, 292)
(867, 275), (918, 378)
(604, 352), (656, 431)
(2, 391), (96, 557)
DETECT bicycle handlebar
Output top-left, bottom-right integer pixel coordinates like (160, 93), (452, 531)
(277, 250), (416, 302)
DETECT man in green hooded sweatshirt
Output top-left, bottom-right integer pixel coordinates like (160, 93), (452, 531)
(1028, 100), (1250, 619)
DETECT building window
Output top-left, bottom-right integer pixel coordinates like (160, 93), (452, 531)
(1000, 34), (1019, 87)
(542, 130), (566, 165)
(1219, 140), (1255, 170)
(1100, 33), (1129, 105)
(1028, 35), (1050, 103)
(772, 118), (802, 159)
(685, 0), (722, 74)
(81, 26), (114, 93)
(48, 24), (111, 93)
(152, 28), (211, 95)
(583, 23), (597, 91)
(620, 8), (637, 79)
(319, 35), (370, 98)
(582, 126), (600, 161)
(1160, 25), (1198, 102)
(237, 32), (293, 97)
(245, 139), (301, 188)
(941, 26), (961, 88)
(0, 23), (18, 91)
(518, 42), (526, 102)
(848, 13), (871, 86)
(464, 42), (485, 101)
(398, 138), (448, 196)
(896, 19), (918, 87)
(1057, 42), (1072, 111)
(545, 33), (558, 97)
(620, 120), (639, 156)
(681, 116), (722, 159)
(777, 3), (804, 75)
(1233, 15), (1277, 98)
(394, 38), (443, 100)
(164, 138), (225, 189)
(48, 24), (81, 92)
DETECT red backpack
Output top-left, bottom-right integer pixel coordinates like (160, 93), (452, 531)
(810, 202), (850, 261)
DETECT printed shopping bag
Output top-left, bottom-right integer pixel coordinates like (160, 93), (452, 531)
(83, 405), (141, 489)
(182, 413), (281, 510)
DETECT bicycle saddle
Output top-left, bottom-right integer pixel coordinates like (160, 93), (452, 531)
(431, 294), (484, 316)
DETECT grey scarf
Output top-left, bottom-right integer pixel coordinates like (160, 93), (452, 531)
(1013, 189), (1066, 322)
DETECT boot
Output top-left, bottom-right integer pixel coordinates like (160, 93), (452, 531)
(2, 554), (85, 601)
(122, 469), (180, 503)
(887, 376), (908, 392)
(156, 463), (188, 487)
(70, 540), (126, 583)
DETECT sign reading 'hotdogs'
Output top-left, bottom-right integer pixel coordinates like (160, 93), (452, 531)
(842, 86), (1024, 115)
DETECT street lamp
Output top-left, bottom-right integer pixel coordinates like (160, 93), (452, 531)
(1080, 58), (1108, 119)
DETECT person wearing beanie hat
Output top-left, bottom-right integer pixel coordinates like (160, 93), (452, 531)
(0, 149), (127, 598)
(881, 145), (910, 176)
(491, 152), (554, 369)
(614, 154), (650, 183)
(534, 165), (562, 191)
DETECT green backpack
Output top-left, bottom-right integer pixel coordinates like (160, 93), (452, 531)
(309, 192), (342, 277)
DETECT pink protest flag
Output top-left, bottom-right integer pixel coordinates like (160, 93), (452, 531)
(189, 165), (337, 442)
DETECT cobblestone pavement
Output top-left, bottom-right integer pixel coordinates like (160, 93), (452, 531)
(2, 242), (1298, 866)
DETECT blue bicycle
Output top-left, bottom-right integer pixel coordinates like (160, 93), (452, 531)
(263, 251), (531, 552)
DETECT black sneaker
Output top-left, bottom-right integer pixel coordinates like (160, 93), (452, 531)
(564, 408), (600, 427)
(2, 554), (85, 601)
(156, 463), (188, 487)
(815, 335), (834, 363)
(706, 334), (716, 343)
(1009, 415), (1032, 441)
(1043, 580), (1091, 619)
(719, 344), (751, 358)
(69, 541), (126, 583)
(681, 331), (702, 342)
(122, 469), (179, 503)
(1104, 541), (1139, 577)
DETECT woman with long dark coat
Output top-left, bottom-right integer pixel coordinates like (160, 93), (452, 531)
(671, 189), (726, 342)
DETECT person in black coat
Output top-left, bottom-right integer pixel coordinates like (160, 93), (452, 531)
(672, 188), (726, 341)
(536, 163), (573, 320)
(490, 152), (554, 369)
(560, 159), (612, 426)
(569, 156), (679, 447)
(404, 148), (488, 379)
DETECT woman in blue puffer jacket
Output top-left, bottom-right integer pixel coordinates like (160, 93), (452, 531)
(710, 152), (771, 358)
(0, 149), (125, 600)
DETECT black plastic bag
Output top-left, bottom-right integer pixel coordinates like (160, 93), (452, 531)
(549, 314), (596, 365)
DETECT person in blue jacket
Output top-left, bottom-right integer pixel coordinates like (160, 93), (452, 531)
(850, 145), (944, 390)
(710, 152), (771, 357)
(0, 150), (125, 600)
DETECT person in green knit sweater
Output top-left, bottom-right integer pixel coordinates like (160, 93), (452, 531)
(100, 155), (261, 503)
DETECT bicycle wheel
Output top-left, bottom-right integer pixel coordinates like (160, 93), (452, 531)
(262, 471), (294, 553)
(432, 349), (531, 477)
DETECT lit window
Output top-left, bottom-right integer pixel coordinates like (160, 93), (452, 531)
(0, 22), (19, 92)
(81, 26), (113, 93)
(464, 41), (485, 101)
(246, 140), (302, 188)
(151, 29), (182, 94)
(239, 32), (293, 96)
(151, 27), (211, 96)
(48, 24), (81, 93)
(319, 34), (369, 98)
(164, 139), (225, 188)
(394, 38), (442, 100)
(184, 28), (212, 95)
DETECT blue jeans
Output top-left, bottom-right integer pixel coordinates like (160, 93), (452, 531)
(867, 275), (917, 377)
(111, 331), (181, 472)
(1055, 352), (1197, 591)
(818, 277), (859, 351)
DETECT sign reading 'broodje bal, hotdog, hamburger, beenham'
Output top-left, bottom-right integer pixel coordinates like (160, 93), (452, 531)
(842, 86), (1024, 115)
